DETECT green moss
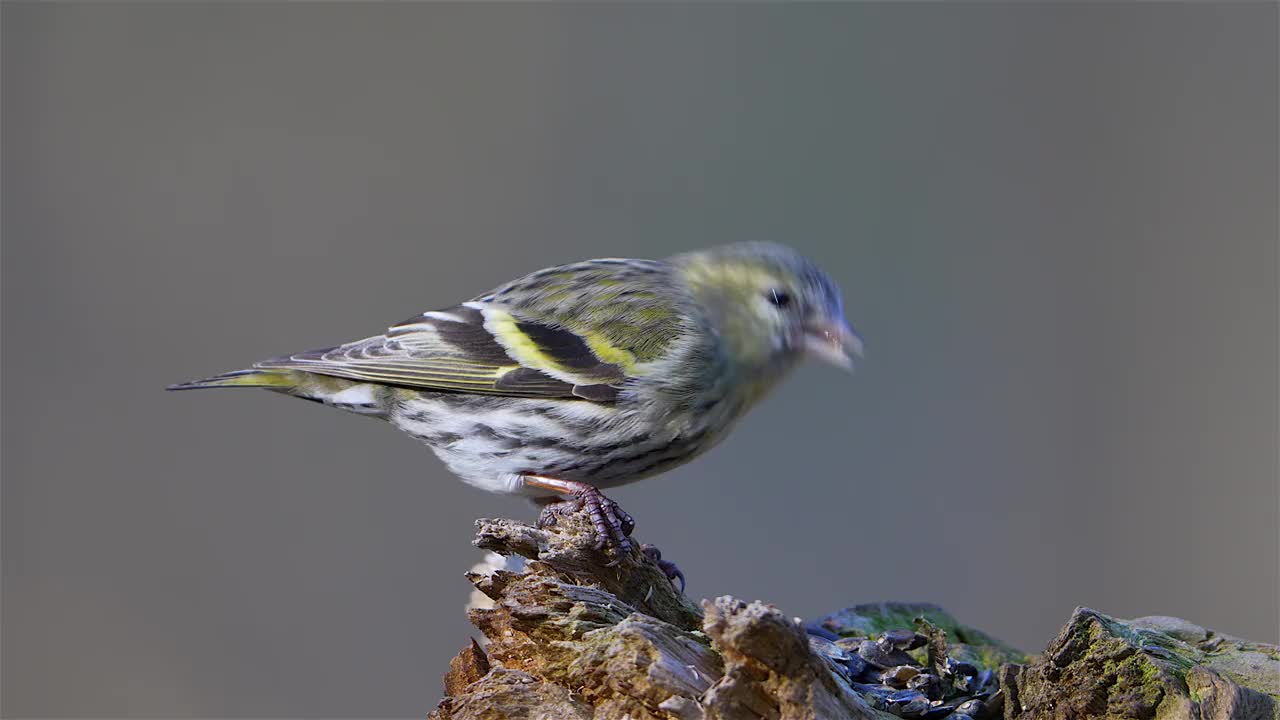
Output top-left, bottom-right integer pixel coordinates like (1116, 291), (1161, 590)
(950, 642), (1029, 670)
(817, 602), (1028, 670)
(820, 603), (972, 640)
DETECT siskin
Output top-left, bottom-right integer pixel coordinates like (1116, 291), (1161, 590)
(170, 243), (862, 580)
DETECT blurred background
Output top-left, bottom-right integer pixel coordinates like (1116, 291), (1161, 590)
(3, 3), (1276, 718)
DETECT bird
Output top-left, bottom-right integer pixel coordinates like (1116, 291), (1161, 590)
(169, 243), (862, 584)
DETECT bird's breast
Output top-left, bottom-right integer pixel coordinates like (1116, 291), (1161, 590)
(390, 390), (746, 492)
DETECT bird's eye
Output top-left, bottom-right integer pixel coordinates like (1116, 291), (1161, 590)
(766, 288), (792, 308)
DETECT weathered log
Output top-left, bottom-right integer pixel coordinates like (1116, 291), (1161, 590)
(1005, 609), (1279, 720)
(430, 504), (1278, 720)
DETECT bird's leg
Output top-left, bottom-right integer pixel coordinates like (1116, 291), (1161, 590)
(524, 475), (634, 553)
(641, 543), (686, 593)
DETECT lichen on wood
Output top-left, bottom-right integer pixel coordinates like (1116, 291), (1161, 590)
(1004, 608), (1279, 720)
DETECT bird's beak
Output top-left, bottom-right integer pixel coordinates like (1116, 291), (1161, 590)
(801, 316), (864, 371)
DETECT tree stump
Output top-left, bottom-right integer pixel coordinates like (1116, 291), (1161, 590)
(430, 504), (1279, 720)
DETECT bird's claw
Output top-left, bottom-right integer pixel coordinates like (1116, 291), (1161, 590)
(641, 543), (686, 593)
(534, 485), (634, 554)
(573, 486), (634, 555)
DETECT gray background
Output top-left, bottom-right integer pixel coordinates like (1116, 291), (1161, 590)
(3, 3), (1277, 718)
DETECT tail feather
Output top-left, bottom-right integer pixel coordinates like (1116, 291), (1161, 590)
(166, 368), (300, 391)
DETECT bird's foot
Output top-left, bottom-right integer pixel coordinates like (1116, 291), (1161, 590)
(577, 486), (634, 553)
(527, 476), (634, 554)
(641, 543), (685, 593)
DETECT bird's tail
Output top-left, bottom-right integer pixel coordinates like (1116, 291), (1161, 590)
(166, 368), (303, 391)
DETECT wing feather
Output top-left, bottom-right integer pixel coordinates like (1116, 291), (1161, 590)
(257, 304), (622, 401)
(258, 259), (693, 404)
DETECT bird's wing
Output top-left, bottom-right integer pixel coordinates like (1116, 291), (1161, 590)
(257, 260), (693, 403)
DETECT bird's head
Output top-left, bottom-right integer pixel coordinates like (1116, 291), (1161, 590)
(674, 243), (863, 376)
